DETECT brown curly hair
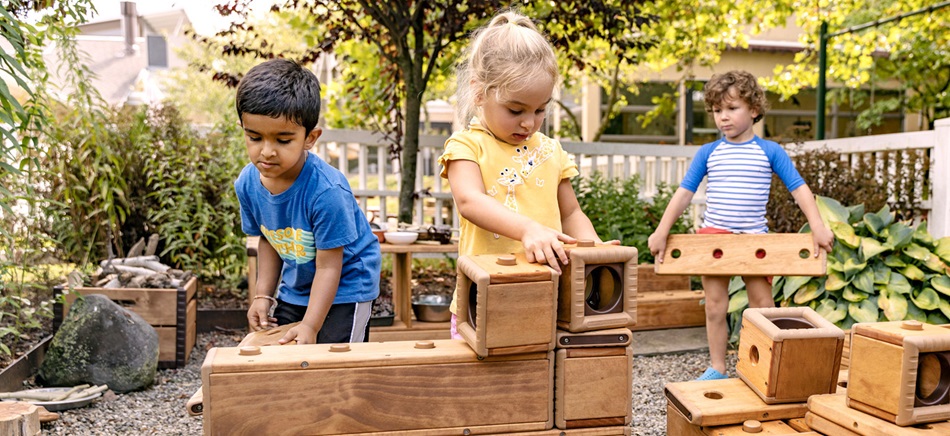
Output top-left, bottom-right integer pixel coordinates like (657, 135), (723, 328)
(704, 70), (768, 123)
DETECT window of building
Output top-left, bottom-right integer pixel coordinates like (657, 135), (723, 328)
(147, 35), (168, 68)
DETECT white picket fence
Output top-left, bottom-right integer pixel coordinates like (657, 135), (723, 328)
(316, 117), (950, 238)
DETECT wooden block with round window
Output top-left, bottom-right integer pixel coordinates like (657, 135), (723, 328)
(556, 241), (637, 333)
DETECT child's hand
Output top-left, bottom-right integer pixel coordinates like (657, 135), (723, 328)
(522, 222), (575, 274)
(279, 323), (317, 345)
(247, 299), (277, 331)
(647, 232), (668, 263)
(812, 226), (835, 255)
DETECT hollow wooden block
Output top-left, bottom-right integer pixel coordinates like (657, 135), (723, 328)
(702, 418), (812, 435)
(809, 393), (950, 435)
(456, 253), (559, 357)
(655, 234), (826, 276)
(201, 340), (553, 435)
(665, 378), (808, 427)
(737, 307), (845, 404)
(555, 328), (633, 429)
(847, 320), (950, 426)
(556, 242), (637, 333)
(504, 426), (631, 435)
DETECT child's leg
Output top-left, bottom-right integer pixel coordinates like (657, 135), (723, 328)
(316, 301), (373, 343)
(743, 276), (775, 308)
(702, 275), (730, 375)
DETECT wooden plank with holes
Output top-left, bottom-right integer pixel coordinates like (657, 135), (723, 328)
(655, 234), (825, 276)
(665, 378), (808, 427)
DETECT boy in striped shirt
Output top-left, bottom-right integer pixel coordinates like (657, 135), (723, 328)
(647, 70), (834, 381)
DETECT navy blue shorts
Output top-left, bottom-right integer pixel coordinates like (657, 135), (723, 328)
(273, 300), (373, 343)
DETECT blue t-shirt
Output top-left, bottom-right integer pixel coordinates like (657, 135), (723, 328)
(235, 153), (381, 306)
(680, 136), (804, 234)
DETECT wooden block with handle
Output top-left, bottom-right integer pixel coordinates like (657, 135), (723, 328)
(655, 234), (825, 276)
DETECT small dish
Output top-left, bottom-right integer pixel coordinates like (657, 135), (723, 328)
(384, 231), (418, 245)
(0, 387), (103, 412)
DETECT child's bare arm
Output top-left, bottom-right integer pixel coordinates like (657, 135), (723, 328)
(557, 179), (601, 242)
(790, 185), (834, 255)
(247, 237), (281, 331)
(446, 159), (573, 272)
(647, 187), (694, 263)
(278, 247), (343, 344)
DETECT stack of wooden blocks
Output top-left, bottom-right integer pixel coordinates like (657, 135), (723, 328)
(197, 240), (638, 435)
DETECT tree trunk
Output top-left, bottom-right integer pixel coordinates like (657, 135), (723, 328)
(399, 75), (423, 224)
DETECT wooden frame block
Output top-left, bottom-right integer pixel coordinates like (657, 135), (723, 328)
(456, 253), (558, 357)
(554, 329), (633, 429)
(737, 307), (844, 404)
(664, 378), (808, 427)
(701, 419), (806, 435)
(200, 340), (553, 435)
(557, 242), (637, 333)
(53, 276), (198, 369)
(847, 320), (950, 426)
(655, 234), (826, 276)
(504, 426), (631, 435)
(809, 393), (950, 435)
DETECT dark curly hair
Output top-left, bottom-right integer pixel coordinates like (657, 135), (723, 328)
(704, 70), (768, 123)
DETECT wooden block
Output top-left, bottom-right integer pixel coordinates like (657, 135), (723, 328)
(804, 411), (860, 436)
(809, 393), (950, 435)
(847, 320), (950, 426)
(702, 418), (803, 435)
(556, 242), (638, 333)
(784, 417), (812, 433)
(632, 289), (705, 331)
(556, 327), (632, 348)
(201, 340), (553, 435)
(655, 234), (826, 276)
(637, 264), (690, 292)
(0, 402), (41, 436)
(736, 307), (844, 404)
(664, 378), (807, 427)
(504, 426), (631, 435)
(457, 253), (559, 357)
(54, 276), (198, 368)
(667, 402), (709, 436)
(554, 336), (633, 429)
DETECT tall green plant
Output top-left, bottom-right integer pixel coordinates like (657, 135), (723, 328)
(572, 172), (689, 264)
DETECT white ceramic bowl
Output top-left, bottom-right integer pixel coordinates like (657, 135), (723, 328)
(384, 231), (418, 245)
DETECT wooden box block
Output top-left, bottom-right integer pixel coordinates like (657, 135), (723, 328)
(703, 419), (812, 435)
(809, 393), (950, 435)
(638, 264), (690, 292)
(665, 378), (808, 427)
(847, 320), (950, 426)
(555, 328), (633, 429)
(557, 242), (637, 333)
(634, 289), (706, 331)
(456, 253), (559, 357)
(503, 426), (630, 435)
(737, 307), (844, 404)
(200, 340), (554, 435)
(655, 234), (826, 276)
(54, 276), (198, 369)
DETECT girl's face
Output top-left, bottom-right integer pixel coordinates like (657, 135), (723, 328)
(711, 87), (758, 143)
(476, 75), (554, 145)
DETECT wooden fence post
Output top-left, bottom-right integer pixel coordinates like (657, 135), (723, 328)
(931, 117), (950, 239)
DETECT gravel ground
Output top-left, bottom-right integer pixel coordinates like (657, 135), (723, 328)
(38, 331), (735, 435)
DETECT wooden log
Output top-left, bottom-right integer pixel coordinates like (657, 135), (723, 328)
(145, 234), (159, 256)
(127, 237), (146, 257)
(0, 402), (41, 436)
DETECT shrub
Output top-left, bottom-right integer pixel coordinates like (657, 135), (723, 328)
(572, 172), (690, 264)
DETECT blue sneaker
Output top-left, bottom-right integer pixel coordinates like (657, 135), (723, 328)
(696, 367), (728, 381)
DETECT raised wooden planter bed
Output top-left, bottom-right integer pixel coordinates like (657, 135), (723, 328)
(634, 264), (705, 331)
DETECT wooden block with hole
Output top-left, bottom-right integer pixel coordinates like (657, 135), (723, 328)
(556, 241), (637, 333)
(736, 307), (844, 404)
(53, 276), (198, 368)
(665, 378), (808, 427)
(808, 393), (950, 435)
(200, 340), (553, 435)
(456, 253), (558, 357)
(846, 320), (950, 426)
(667, 403), (818, 436)
(655, 234), (825, 276)
(555, 328), (633, 429)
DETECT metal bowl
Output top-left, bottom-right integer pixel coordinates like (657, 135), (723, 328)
(412, 294), (452, 322)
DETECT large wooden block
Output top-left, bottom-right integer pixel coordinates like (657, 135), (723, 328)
(655, 234), (826, 276)
(456, 253), (559, 357)
(504, 426), (630, 435)
(847, 320), (950, 426)
(54, 276), (198, 368)
(665, 378), (807, 427)
(634, 289), (706, 331)
(557, 242), (637, 333)
(667, 403), (816, 436)
(555, 328), (633, 429)
(201, 340), (554, 435)
(809, 393), (950, 435)
(638, 264), (690, 292)
(737, 307), (844, 404)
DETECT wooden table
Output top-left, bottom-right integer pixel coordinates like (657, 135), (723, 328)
(246, 237), (458, 340)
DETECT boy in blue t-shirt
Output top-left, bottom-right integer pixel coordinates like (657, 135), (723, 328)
(234, 59), (381, 345)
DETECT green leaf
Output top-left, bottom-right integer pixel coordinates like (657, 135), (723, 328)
(939, 298), (950, 320)
(859, 237), (890, 259)
(782, 276), (812, 300)
(816, 298), (848, 324)
(848, 299), (879, 323)
(816, 196), (850, 226)
(872, 264), (891, 285)
(863, 212), (886, 237)
(727, 290), (748, 314)
(932, 276), (950, 297)
(884, 254), (907, 268)
(824, 271), (849, 291)
(911, 287), (940, 311)
(885, 272), (913, 294)
(842, 286), (868, 303)
(793, 282), (823, 305)
(900, 264), (926, 282)
(905, 303), (928, 322)
(923, 255), (949, 274)
(928, 311), (950, 326)
(852, 267), (875, 294)
(935, 237), (950, 264)
(886, 222), (914, 249)
(728, 276), (746, 295)
(879, 290), (908, 321)
(842, 258), (868, 281)
(830, 221), (860, 249)
(848, 204), (866, 223)
(903, 243), (932, 262)
(913, 221), (934, 247)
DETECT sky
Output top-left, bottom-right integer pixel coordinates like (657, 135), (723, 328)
(87, 0), (276, 35)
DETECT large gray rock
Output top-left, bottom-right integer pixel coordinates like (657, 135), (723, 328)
(39, 294), (159, 393)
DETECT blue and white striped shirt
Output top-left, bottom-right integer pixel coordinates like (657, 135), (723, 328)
(680, 136), (804, 234)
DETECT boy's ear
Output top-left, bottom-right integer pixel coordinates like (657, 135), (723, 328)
(305, 127), (322, 149)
